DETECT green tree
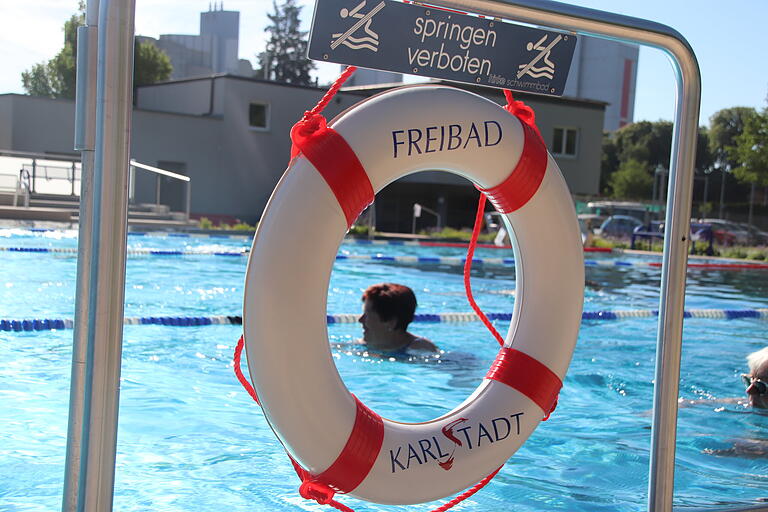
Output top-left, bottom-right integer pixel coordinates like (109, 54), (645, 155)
(22, 2), (171, 99)
(706, 107), (756, 218)
(22, 2), (82, 98)
(601, 121), (712, 196)
(600, 132), (619, 194)
(709, 107), (757, 172)
(256, 0), (315, 85)
(731, 108), (768, 223)
(608, 159), (653, 200)
(133, 40), (173, 87)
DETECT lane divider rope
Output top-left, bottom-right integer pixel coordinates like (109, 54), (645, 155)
(5, 246), (767, 270)
(3, 309), (767, 332)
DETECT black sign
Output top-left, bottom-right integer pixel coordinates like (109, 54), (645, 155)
(308, 0), (577, 96)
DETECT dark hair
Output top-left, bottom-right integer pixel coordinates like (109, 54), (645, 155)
(362, 283), (417, 331)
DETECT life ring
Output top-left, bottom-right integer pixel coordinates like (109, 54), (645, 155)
(243, 85), (584, 505)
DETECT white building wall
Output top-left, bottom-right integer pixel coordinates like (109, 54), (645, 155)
(0, 76), (604, 222)
(563, 37), (638, 132)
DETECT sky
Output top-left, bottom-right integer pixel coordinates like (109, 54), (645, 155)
(1, 0), (766, 126)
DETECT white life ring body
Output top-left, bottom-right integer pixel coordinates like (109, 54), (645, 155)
(243, 85), (584, 505)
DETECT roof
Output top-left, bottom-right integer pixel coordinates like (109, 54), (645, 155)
(340, 79), (608, 110)
(134, 74), (607, 109)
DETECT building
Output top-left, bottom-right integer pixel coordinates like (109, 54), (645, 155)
(342, 67), (403, 87)
(140, 4), (253, 80)
(0, 76), (604, 230)
(563, 37), (639, 132)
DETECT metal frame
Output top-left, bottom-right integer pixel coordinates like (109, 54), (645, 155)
(62, 1), (762, 511)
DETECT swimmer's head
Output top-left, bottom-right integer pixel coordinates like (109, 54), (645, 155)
(745, 347), (768, 409)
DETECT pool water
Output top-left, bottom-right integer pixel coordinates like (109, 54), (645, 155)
(1, 229), (767, 511)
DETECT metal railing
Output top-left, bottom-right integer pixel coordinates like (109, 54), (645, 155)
(0, 149), (81, 196)
(0, 168), (30, 207)
(129, 160), (192, 221)
(61, 1), (762, 512)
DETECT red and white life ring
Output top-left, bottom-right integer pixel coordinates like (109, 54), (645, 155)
(243, 85), (583, 505)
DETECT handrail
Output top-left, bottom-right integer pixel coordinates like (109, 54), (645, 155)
(428, 2), (700, 512)
(0, 148), (81, 162)
(129, 159), (190, 182)
(129, 160), (192, 221)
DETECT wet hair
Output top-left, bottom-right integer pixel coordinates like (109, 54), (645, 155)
(747, 347), (768, 375)
(362, 283), (417, 331)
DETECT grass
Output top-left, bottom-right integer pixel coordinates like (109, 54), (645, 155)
(197, 217), (257, 231)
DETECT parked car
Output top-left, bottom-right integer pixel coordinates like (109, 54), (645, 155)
(697, 219), (750, 246)
(734, 222), (768, 246)
(595, 215), (644, 238)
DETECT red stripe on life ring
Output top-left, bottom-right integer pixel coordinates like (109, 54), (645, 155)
(476, 121), (547, 213)
(291, 122), (374, 228)
(486, 348), (562, 414)
(312, 395), (384, 494)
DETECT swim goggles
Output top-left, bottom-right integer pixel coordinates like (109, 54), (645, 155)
(741, 374), (768, 395)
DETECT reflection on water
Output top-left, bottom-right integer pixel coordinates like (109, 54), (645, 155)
(1, 231), (767, 511)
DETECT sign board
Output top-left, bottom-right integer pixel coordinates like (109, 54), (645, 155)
(308, 0), (577, 96)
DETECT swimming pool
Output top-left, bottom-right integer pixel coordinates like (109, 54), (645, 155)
(1, 228), (767, 511)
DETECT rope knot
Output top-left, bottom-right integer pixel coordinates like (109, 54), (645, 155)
(503, 89), (542, 139)
(505, 100), (536, 128)
(299, 480), (336, 505)
(290, 113), (328, 158)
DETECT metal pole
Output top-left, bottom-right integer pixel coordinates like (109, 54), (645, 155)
(719, 169), (726, 218)
(63, 0), (99, 509)
(64, 0), (135, 511)
(428, 3), (701, 512)
(185, 181), (192, 222)
(71, 162), (77, 196)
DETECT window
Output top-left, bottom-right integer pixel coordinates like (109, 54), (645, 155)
(249, 102), (270, 130)
(551, 127), (578, 157)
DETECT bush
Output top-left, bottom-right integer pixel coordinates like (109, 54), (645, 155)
(197, 217), (255, 231)
(348, 224), (370, 237)
(422, 227), (496, 243)
(589, 236), (629, 250)
(230, 222), (257, 231)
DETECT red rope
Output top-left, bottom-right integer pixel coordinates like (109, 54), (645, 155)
(233, 335), (259, 405)
(463, 194), (505, 346)
(429, 465), (503, 512)
(232, 73), (525, 511)
(305, 65), (358, 120)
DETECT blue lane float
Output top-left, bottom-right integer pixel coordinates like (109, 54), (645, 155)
(4, 246), (768, 271)
(2, 309), (767, 332)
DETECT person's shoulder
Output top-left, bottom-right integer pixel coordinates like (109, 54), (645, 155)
(410, 336), (438, 353)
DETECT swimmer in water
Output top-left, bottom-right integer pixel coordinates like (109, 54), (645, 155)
(359, 283), (438, 354)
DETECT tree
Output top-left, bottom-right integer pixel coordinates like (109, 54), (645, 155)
(22, 2), (82, 99)
(133, 40), (173, 87)
(709, 107), (757, 173)
(608, 159), (653, 200)
(22, 2), (172, 99)
(731, 108), (768, 224)
(706, 107), (756, 218)
(256, 0), (315, 86)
